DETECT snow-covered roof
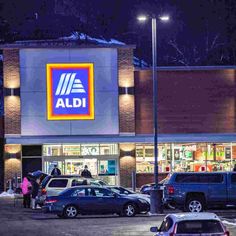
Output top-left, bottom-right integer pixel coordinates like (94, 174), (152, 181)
(133, 56), (149, 68)
(59, 32), (126, 46)
(167, 213), (220, 222)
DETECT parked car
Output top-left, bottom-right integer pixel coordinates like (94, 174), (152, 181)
(150, 213), (229, 236)
(37, 175), (107, 205)
(163, 172), (236, 212)
(106, 186), (150, 204)
(43, 186), (150, 218)
(140, 177), (170, 194)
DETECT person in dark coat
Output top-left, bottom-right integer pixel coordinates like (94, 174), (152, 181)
(31, 178), (40, 209)
(81, 165), (92, 178)
(51, 164), (61, 176)
(233, 164), (236, 171)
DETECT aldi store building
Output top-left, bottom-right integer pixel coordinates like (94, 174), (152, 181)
(2, 40), (236, 188)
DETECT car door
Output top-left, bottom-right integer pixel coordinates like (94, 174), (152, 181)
(228, 173), (236, 205)
(207, 174), (227, 205)
(70, 187), (92, 214)
(91, 188), (118, 214)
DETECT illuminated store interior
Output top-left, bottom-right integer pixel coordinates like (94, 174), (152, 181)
(136, 143), (236, 173)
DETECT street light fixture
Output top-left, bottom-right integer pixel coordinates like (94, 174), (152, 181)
(137, 14), (169, 214)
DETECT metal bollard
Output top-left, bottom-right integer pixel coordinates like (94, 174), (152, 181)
(150, 186), (164, 214)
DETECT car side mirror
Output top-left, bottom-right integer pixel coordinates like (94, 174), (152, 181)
(113, 193), (117, 198)
(150, 227), (159, 233)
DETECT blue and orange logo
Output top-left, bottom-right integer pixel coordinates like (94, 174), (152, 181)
(46, 63), (94, 120)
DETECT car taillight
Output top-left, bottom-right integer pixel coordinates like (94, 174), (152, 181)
(224, 231), (230, 236)
(45, 199), (57, 204)
(167, 186), (174, 194)
(41, 188), (47, 195)
(170, 223), (177, 236)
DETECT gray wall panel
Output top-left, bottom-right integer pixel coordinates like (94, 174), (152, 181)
(22, 116), (71, 135)
(20, 48), (119, 136)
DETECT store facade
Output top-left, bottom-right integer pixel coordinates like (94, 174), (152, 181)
(2, 40), (236, 188)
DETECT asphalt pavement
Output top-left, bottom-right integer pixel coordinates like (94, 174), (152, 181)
(0, 198), (236, 236)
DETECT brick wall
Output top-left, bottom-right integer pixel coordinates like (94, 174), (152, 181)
(135, 69), (236, 134)
(3, 49), (21, 134)
(4, 144), (21, 189)
(0, 138), (4, 192)
(4, 158), (21, 188)
(118, 48), (135, 133)
(119, 143), (136, 187)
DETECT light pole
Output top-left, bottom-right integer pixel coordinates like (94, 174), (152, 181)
(138, 14), (169, 214)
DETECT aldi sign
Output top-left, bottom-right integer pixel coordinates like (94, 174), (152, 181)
(47, 63), (94, 120)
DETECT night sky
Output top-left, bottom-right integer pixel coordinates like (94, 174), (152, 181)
(0, 0), (235, 66)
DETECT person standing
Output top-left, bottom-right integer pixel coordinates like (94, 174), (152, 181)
(51, 164), (61, 176)
(31, 178), (40, 209)
(233, 164), (236, 171)
(20, 177), (32, 208)
(81, 165), (92, 178)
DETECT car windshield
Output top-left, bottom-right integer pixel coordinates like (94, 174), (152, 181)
(160, 173), (172, 184)
(176, 220), (224, 234)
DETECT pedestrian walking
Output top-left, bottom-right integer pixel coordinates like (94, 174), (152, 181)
(31, 178), (40, 209)
(20, 176), (32, 208)
(81, 165), (92, 178)
(50, 164), (61, 176)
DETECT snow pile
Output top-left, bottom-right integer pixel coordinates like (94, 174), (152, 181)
(59, 32), (126, 46)
(0, 191), (15, 198)
(222, 220), (236, 226)
(133, 56), (149, 68)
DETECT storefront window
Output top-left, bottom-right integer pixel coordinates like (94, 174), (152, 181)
(43, 145), (62, 156)
(136, 143), (236, 173)
(65, 158), (98, 175)
(136, 144), (171, 173)
(98, 160), (117, 175)
(81, 144), (99, 155)
(43, 143), (118, 156)
(100, 144), (118, 155)
(63, 145), (80, 156)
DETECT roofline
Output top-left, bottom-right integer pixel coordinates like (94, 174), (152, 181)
(0, 39), (136, 49)
(5, 133), (236, 144)
(135, 65), (236, 71)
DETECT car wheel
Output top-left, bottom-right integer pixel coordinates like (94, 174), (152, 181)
(123, 203), (136, 217)
(186, 198), (204, 212)
(64, 205), (78, 219)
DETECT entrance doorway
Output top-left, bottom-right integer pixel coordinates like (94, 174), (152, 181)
(22, 158), (42, 177)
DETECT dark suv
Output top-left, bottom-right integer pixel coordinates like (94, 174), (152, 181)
(164, 172), (236, 212)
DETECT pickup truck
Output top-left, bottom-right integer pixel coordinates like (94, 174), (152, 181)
(163, 172), (236, 212)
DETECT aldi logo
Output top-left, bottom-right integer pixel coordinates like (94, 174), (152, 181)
(46, 63), (94, 120)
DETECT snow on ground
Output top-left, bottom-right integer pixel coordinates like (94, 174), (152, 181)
(222, 220), (236, 226)
(0, 191), (15, 198)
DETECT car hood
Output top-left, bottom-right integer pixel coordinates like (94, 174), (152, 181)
(127, 193), (150, 203)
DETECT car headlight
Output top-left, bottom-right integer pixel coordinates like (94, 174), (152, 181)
(138, 198), (148, 204)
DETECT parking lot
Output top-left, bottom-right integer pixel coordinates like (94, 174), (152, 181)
(1, 198), (236, 236)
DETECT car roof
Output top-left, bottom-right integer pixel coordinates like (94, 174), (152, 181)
(49, 175), (87, 178)
(173, 172), (230, 175)
(68, 185), (110, 190)
(167, 213), (221, 222)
